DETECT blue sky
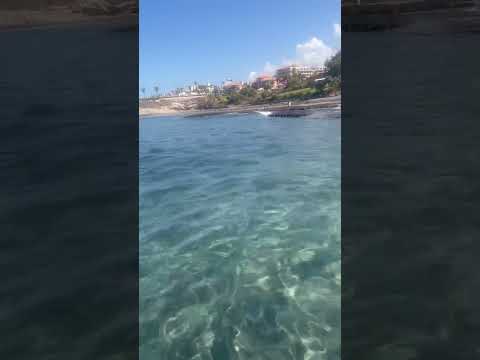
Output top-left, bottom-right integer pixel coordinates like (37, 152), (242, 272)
(140, 0), (340, 96)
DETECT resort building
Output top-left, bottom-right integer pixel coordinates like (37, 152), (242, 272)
(197, 83), (215, 94)
(276, 65), (326, 80)
(173, 82), (217, 96)
(252, 75), (275, 90)
(222, 79), (234, 87)
(222, 79), (244, 92)
(274, 79), (288, 90)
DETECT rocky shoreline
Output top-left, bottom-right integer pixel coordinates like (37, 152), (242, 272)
(0, 1), (137, 31)
(139, 95), (341, 119)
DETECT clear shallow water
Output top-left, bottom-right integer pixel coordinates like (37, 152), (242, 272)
(140, 110), (341, 360)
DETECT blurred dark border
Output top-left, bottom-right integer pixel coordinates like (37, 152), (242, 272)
(342, 1), (480, 359)
(0, 1), (138, 359)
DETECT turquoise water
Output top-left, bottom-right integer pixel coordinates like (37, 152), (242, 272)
(140, 110), (340, 360)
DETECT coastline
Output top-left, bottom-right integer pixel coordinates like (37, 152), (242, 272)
(139, 95), (341, 119)
(0, 10), (137, 33)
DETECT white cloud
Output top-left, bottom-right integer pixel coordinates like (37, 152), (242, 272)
(295, 37), (335, 67)
(263, 62), (277, 74)
(248, 62), (276, 81)
(247, 36), (336, 81)
(334, 23), (341, 38)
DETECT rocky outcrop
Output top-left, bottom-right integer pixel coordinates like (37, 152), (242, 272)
(73, 0), (137, 15)
(0, 0), (137, 15)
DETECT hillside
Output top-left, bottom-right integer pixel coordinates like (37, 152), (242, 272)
(0, 0), (137, 30)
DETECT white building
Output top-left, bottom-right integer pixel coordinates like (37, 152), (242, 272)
(276, 65), (326, 79)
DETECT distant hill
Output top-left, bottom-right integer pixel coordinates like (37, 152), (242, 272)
(73, 1), (137, 15)
(0, 0), (137, 30)
(0, 0), (137, 15)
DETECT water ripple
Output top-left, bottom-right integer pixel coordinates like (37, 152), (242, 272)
(140, 112), (340, 360)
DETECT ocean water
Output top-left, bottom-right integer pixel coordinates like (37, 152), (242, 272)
(140, 110), (341, 360)
(1, 27), (138, 358)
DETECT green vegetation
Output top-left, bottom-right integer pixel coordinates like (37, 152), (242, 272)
(272, 88), (320, 101)
(325, 50), (341, 79)
(197, 95), (228, 109)
(284, 72), (305, 91)
(197, 51), (341, 109)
